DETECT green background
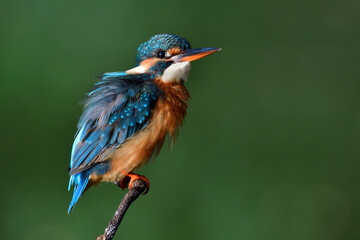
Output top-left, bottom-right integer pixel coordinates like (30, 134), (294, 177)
(1, 0), (359, 239)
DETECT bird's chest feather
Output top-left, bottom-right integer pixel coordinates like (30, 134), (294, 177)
(97, 81), (190, 183)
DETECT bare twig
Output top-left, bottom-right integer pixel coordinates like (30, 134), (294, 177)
(96, 178), (148, 240)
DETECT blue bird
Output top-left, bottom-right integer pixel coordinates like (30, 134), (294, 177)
(68, 33), (221, 213)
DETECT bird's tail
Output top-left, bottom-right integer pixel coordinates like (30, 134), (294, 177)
(67, 172), (89, 213)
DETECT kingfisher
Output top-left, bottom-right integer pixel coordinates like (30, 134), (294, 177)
(67, 33), (221, 213)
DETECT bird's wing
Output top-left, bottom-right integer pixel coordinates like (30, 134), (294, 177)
(68, 73), (161, 176)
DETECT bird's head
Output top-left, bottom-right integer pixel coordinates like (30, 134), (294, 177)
(126, 33), (221, 83)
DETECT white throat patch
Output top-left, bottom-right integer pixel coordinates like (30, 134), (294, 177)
(161, 62), (191, 83)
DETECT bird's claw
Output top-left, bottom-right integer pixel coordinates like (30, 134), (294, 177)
(119, 171), (150, 194)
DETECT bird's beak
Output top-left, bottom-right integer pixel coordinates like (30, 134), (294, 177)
(170, 47), (222, 62)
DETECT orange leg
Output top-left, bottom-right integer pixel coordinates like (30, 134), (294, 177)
(119, 171), (150, 194)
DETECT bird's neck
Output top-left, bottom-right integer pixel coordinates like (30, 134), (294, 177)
(154, 79), (191, 143)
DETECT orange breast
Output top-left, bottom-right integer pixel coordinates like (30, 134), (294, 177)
(90, 81), (190, 184)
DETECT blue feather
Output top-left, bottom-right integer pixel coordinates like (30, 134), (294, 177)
(68, 172), (89, 213)
(68, 162), (111, 213)
(73, 143), (92, 165)
(70, 125), (84, 167)
(73, 143), (96, 168)
(98, 125), (111, 147)
(83, 145), (102, 166)
(102, 71), (126, 80)
(109, 127), (120, 145)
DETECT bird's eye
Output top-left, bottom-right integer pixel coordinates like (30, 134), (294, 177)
(157, 51), (166, 59)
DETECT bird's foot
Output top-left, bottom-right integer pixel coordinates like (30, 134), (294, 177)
(119, 171), (150, 194)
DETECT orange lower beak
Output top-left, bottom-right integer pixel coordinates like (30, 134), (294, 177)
(170, 47), (222, 62)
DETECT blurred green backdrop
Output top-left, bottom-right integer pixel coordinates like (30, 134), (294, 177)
(1, 0), (359, 239)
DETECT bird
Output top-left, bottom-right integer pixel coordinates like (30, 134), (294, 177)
(67, 33), (221, 213)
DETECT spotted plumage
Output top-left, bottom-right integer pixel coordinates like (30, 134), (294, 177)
(68, 33), (221, 212)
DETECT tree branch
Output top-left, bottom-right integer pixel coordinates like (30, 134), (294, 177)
(96, 178), (148, 240)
